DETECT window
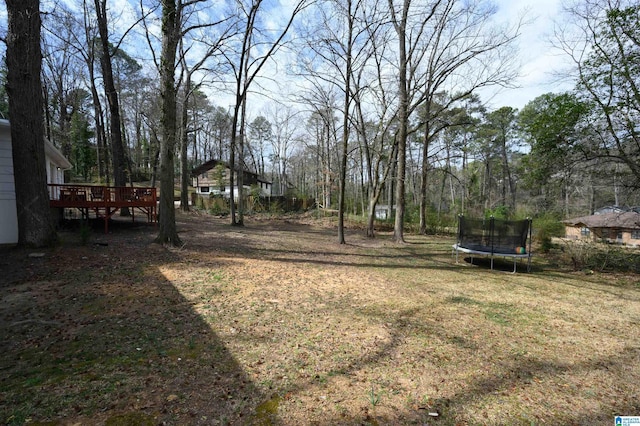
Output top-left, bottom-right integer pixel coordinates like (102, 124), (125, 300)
(580, 227), (590, 236)
(200, 186), (210, 193)
(632, 230), (640, 240)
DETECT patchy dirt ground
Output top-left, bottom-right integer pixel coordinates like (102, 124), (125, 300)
(1, 211), (640, 425)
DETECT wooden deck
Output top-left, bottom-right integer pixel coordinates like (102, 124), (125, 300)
(49, 184), (157, 233)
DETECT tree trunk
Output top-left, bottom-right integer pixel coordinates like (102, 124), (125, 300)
(323, 120), (332, 209)
(6, 0), (57, 247)
(150, 134), (160, 188)
(386, 148), (395, 225)
(180, 74), (191, 212)
(337, 2), (354, 245)
(155, 0), (182, 246)
(392, 0), (409, 243)
(95, 0), (129, 214)
(229, 102), (240, 225)
(87, 64), (107, 183)
(237, 92), (248, 226)
(419, 119), (431, 234)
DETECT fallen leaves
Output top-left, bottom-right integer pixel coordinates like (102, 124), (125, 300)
(1, 212), (640, 425)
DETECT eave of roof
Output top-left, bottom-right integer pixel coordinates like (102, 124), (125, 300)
(191, 158), (271, 183)
(45, 138), (72, 170)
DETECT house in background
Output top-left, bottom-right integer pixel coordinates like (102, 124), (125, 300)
(0, 119), (72, 246)
(191, 159), (271, 199)
(593, 205), (626, 215)
(563, 211), (640, 246)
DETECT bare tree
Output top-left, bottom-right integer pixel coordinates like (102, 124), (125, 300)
(151, 0), (227, 245)
(225, 0), (311, 226)
(4, 0), (57, 246)
(386, 0), (414, 242)
(414, 1), (521, 233)
(94, 0), (129, 209)
(555, 0), (640, 189)
(178, 31), (229, 212)
(247, 115), (272, 176)
(386, 0), (520, 241)
(298, 0), (381, 242)
(266, 106), (298, 198)
(155, 0), (183, 245)
(298, 85), (340, 210)
(41, 14), (83, 158)
(42, 1), (110, 183)
(351, 0), (397, 238)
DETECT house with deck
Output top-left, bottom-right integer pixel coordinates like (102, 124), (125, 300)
(191, 159), (271, 199)
(0, 119), (72, 245)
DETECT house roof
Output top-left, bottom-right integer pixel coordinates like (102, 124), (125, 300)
(563, 211), (640, 229)
(191, 159), (271, 184)
(192, 159), (227, 177)
(45, 138), (72, 170)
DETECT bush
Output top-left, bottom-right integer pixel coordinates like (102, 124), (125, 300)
(208, 195), (229, 216)
(561, 241), (640, 273)
(485, 205), (510, 220)
(399, 205), (456, 234)
(533, 213), (565, 253)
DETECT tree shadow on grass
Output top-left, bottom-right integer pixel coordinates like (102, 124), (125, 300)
(272, 300), (640, 425)
(427, 346), (640, 425)
(0, 232), (267, 425)
(455, 255), (535, 273)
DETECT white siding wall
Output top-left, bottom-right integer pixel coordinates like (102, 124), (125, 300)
(0, 119), (71, 245)
(196, 184), (272, 199)
(0, 120), (18, 245)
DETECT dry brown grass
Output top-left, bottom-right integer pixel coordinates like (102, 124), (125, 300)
(1, 211), (639, 425)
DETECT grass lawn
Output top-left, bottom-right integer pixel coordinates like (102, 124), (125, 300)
(1, 211), (639, 425)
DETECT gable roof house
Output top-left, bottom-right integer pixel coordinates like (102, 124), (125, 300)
(191, 159), (271, 199)
(563, 211), (640, 246)
(0, 119), (72, 246)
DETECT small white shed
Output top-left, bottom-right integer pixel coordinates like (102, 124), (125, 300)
(0, 119), (72, 246)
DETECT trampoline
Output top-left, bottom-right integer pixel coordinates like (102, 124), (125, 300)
(452, 215), (533, 273)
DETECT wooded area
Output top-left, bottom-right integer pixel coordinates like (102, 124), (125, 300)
(1, 0), (639, 245)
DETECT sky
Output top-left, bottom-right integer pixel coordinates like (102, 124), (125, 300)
(248, 0), (579, 115)
(481, 0), (575, 110)
(0, 0), (577, 114)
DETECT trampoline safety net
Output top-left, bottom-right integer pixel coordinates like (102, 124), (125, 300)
(457, 216), (532, 255)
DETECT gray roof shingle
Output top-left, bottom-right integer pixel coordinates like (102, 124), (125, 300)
(563, 212), (640, 229)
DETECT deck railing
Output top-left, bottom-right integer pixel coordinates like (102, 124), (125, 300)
(48, 184), (158, 233)
(48, 184), (157, 205)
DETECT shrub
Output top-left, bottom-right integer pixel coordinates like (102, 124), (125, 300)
(561, 240), (640, 273)
(485, 205), (510, 220)
(208, 195), (229, 216)
(533, 213), (565, 253)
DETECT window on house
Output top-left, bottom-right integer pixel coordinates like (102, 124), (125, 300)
(632, 230), (640, 240)
(201, 186), (210, 193)
(580, 227), (590, 236)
